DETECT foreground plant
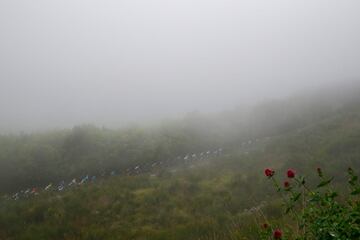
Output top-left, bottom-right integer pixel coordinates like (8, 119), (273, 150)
(259, 167), (360, 239)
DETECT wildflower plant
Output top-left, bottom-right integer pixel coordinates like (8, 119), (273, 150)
(259, 167), (360, 239)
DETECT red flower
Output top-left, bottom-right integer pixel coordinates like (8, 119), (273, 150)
(265, 168), (275, 177)
(273, 229), (282, 239)
(287, 169), (295, 178)
(284, 181), (290, 188)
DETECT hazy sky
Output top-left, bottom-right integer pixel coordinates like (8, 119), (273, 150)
(0, 0), (359, 132)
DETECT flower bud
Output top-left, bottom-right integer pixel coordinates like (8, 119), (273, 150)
(287, 169), (295, 178)
(273, 229), (282, 239)
(264, 168), (275, 177)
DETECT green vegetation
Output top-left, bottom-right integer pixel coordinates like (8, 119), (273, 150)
(1, 90), (360, 239)
(259, 168), (360, 239)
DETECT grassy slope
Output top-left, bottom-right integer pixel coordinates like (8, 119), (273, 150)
(1, 106), (360, 240)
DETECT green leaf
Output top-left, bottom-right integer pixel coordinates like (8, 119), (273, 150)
(317, 177), (334, 188)
(297, 176), (306, 186)
(349, 175), (358, 186)
(351, 188), (360, 195)
(327, 191), (338, 199)
(292, 192), (301, 202)
(285, 205), (294, 214)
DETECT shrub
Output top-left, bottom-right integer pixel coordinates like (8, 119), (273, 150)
(259, 167), (360, 239)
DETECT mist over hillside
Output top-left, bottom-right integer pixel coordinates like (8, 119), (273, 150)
(1, 84), (360, 239)
(1, 84), (360, 193)
(1, 1), (360, 239)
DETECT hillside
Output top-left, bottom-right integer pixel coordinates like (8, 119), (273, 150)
(1, 90), (360, 239)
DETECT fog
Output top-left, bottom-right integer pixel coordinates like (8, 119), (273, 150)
(0, 0), (359, 132)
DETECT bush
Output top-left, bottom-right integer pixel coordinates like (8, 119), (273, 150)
(259, 167), (360, 239)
